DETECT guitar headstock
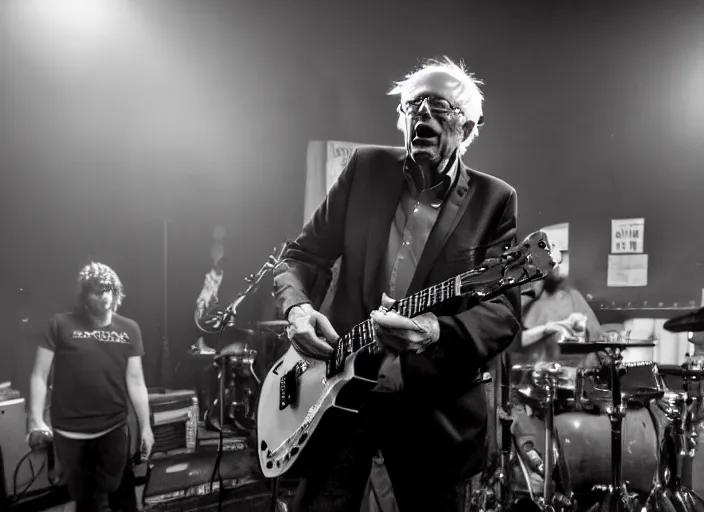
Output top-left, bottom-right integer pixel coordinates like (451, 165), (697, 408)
(458, 231), (555, 298)
(501, 230), (555, 286)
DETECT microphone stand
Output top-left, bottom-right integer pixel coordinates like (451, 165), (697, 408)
(200, 244), (289, 511)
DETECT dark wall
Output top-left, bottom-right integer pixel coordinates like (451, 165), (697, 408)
(1, 0), (704, 389)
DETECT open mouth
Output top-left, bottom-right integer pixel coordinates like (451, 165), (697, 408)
(413, 123), (438, 142)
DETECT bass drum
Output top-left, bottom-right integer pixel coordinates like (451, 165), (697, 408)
(554, 407), (659, 496)
(510, 363), (667, 499)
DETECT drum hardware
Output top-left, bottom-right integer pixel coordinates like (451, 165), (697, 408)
(190, 337), (217, 357)
(504, 363), (576, 512)
(655, 359), (704, 512)
(535, 363), (571, 510)
(193, 244), (288, 435)
(206, 349), (261, 434)
(560, 342), (650, 512)
(472, 352), (531, 512)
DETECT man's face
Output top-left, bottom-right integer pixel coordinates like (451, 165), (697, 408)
(85, 285), (114, 315)
(400, 71), (471, 168)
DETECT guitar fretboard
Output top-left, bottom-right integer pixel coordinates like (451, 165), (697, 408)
(326, 275), (460, 377)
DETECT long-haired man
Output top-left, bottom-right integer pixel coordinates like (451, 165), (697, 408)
(28, 262), (153, 512)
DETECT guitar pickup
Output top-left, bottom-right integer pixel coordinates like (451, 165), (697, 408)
(279, 369), (298, 410)
(279, 360), (309, 410)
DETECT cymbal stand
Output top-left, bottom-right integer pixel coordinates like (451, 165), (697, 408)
(591, 351), (638, 512)
(534, 364), (573, 512)
(471, 352), (513, 512)
(663, 357), (704, 512)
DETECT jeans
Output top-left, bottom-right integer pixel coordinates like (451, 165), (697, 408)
(53, 425), (138, 512)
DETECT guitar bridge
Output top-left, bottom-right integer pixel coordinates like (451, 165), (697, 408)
(279, 360), (309, 410)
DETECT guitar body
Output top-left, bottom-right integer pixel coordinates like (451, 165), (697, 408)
(257, 345), (378, 478)
(256, 231), (555, 478)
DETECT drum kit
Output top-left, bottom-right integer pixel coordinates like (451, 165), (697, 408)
(473, 309), (704, 512)
(189, 243), (289, 436)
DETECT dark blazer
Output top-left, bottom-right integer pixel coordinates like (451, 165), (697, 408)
(273, 145), (521, 479)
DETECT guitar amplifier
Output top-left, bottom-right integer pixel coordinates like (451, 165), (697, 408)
(0, 398), (55, 500)
(142, 448), (259, 507)
(147, 389), (199, 458)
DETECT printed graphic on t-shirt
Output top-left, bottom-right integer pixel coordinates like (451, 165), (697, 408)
(72, 330), (131, 344)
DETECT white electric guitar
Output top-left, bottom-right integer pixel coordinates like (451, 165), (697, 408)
(256, 231), (556, 478)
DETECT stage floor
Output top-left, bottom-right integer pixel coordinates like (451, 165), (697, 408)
(34, 434), (704, 512)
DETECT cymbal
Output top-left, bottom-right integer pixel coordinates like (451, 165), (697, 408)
(559, 341), (655, 354)
(256, 320), (289, 333)
(663, 307), (704, 333)
(657, 363), (704, 380)
(219, 342), (249, 356)
(256, 320), (289, 328)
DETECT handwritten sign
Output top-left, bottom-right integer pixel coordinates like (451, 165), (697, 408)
(611, 218), (645, 254)
(326, 141), (364, 193)
(607, 254), (648, 287)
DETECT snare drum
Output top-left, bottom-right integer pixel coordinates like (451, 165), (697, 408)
(511, 363), (576, 412)
(580, 361), (665, 412)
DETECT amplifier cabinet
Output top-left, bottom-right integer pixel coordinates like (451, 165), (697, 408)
(147, 389), (199, 458)
(142, 448), (259, 507)
(0, 398), (54, 500)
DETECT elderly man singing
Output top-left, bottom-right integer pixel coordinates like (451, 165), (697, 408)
(275, 57), (521, 512)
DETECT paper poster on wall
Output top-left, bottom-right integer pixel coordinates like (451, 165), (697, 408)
(326, 141), (364, 193)
(540, 222), (569, 276)
(607, 254), (648, 287)
(611, 218), (645, 253)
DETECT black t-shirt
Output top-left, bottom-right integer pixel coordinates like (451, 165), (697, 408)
(40, 311), (144, 433)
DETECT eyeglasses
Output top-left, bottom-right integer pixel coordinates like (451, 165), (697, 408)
(86, 283), (116, 294)
(398, 96), (462, 117)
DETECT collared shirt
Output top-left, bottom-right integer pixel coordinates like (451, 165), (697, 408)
(376, 154), (460, 393)
(383, 155), (460, 300)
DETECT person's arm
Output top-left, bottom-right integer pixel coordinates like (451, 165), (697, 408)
(522, 324), (554, 348)
(29, 347), (54, 431)
(126, 356), (150, 434)
(273, 150), (359, 319)
(125, 322), (149, 431)
(29, 317), (59, 431)
(566, 288), (601, 340)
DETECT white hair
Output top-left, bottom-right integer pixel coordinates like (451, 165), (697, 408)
(388, 56), (484, 154)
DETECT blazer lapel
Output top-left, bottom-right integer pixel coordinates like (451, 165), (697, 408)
(407, 162), (472, 294)
(362, 154), (406, 309)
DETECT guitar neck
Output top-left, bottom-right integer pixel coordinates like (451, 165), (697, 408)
(327, 276), (460, 376)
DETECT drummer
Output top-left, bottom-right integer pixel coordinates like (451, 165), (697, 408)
(512, 248), (602, 367)
(508, 249), (604, 493)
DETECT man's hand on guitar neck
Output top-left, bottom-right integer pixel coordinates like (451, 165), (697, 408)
(371, 293), (440, 354)
(286, 304), (339, 360)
